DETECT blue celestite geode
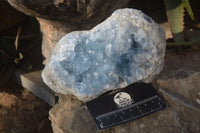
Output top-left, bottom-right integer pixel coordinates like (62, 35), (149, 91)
(42, 8), (166, 102)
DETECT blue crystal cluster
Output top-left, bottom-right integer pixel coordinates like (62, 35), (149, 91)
(42, 8), (166, 101)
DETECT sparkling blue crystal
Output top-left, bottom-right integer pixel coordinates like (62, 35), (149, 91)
(42, 8), (166, 102)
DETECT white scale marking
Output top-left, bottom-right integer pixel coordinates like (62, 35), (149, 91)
(97, 95), (159, 119)
(96, 95), (165, 129)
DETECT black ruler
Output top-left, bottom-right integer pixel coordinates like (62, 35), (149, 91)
(86, 83), (166, 130)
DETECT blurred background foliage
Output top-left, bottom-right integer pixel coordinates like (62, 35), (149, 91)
(0, 0), (41, 86)
(164, 0), (200, 46)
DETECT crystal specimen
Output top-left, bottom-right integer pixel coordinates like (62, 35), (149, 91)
(42, 8), (166, 102)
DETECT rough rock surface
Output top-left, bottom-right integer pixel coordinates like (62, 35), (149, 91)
(49, 72), (200, 133)
(7, 0), (130, 62)
(49, 49), (200, 133)
(0, 90), (52, 133)
(42, 8), (166, 102)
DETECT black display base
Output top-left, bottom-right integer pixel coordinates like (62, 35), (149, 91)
(86, 83), (167, 130)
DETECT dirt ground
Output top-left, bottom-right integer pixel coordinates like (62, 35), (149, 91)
(0, 79), (53, 133)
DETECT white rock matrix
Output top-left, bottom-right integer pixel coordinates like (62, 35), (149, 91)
(42, 8), (166, 102)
